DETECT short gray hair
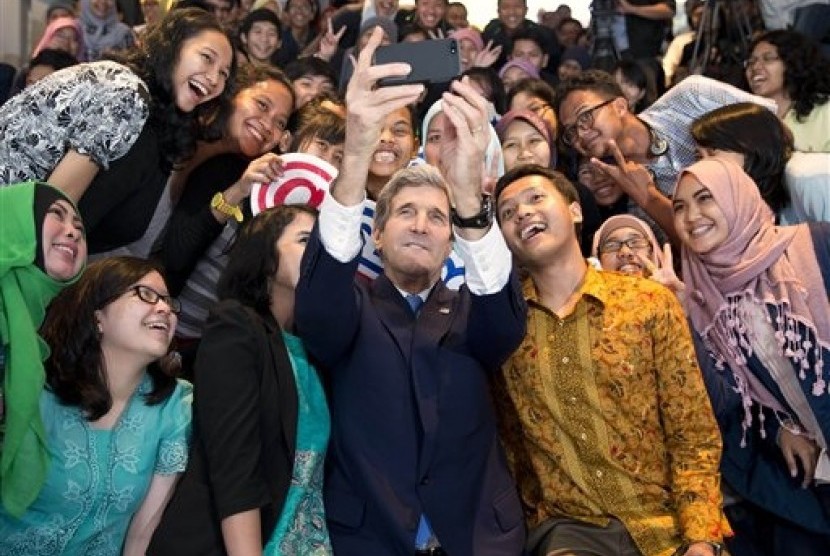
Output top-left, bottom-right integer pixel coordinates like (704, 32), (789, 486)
(374, 164), (452, 232)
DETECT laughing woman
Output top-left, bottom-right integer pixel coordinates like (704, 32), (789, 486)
(0, 182), (87, 519)
(0, 257), (192, 556)
(0, 8), (235, 254)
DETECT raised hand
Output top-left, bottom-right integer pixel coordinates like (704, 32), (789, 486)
(590, 140), (655, 208)
(439, 77), (492, 238)
(226, 153), (284, 205)
(336, 27), (424, 205)
(637, 243), (685, 296)
(473, 40), (503, 69)
(590, 140), (679, 246)
(427, 28), (446, 40)
(317, 17), (346, 61)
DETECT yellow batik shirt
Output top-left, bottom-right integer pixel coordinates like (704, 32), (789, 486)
(493, 267), (731, 556)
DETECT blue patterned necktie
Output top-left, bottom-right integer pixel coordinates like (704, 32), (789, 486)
(405, 293), (424, 315)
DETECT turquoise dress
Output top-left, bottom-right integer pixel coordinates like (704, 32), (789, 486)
(264, 332), (332, 555)
(0, 375), (192, 555)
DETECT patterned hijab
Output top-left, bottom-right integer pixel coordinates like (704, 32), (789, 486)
(495, 108), (557, 169)
(678, 158), (830, 429)
(0, 182), (85, 517)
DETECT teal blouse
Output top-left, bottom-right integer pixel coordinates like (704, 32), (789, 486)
(0, 375), (192, 555)
(265, 332), (332, 555)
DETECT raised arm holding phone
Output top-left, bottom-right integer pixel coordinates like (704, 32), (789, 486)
(293, 27), (528, 556)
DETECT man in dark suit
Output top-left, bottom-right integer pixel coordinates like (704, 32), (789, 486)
(295, 27), (527, 556)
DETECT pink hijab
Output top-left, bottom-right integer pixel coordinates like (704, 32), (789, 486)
(32, 17), (85, 61)
(679, 158), (830, 434)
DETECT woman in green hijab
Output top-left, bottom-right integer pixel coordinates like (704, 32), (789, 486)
(0, 180), (87, 517)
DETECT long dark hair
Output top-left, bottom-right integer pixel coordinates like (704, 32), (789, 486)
(747, 30), (830, 121)
(110, 8), (238, 170)
(41, 257), (177, 421)
(692, 102), (792, 214)
(217, 205), (318, 315)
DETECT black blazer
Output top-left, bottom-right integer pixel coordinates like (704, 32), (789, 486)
(295, 225), (527, 556)
(148, 300), (298, 555)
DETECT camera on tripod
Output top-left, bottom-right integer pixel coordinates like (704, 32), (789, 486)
(689, 0), (760, 85)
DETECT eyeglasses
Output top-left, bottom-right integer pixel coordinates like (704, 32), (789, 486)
(598, 236), (651, 254)
(129, 285), (182, 314)
(561, 98), (615, 147)
(743, 52), (780, 68)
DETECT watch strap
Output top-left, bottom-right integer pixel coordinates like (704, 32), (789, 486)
(450, 195), (493, 229)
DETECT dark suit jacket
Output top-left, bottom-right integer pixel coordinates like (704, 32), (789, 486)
(295, 225), (527, 556)
(148, 301), (299, 555)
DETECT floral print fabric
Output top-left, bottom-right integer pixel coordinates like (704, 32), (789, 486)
(493, 268), (730, 556)
(0, 61), (149, 186)
(264, 332), (332, 555)
(0, 376), (192, 555)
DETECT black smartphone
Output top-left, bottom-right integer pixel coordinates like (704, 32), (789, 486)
(373, 38), (461, 87)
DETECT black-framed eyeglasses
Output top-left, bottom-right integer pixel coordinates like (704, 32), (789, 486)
(743, 52), (780, 68)
(598, 236), (651, 254)
(129, 285), (182, 314)
(561, 98), (615, 147)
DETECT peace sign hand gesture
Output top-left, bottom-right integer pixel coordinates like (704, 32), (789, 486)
(317, 17), (346, 61)
(591, 140), (680, 246)
(637, 243), (685, 297)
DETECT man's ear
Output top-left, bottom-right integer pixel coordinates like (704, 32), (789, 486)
(542, 53), (549, 68)
(569, 201), (583, 224)
(371, 225), (383, 252)
(612, 96), (629, 115)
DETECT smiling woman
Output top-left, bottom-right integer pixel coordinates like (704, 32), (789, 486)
(0, 256), (192, 556)
(676, 157), (830, 553)
(0, 8), (236, 254)
(148, 206), (332, 556)
(0, 182), (87, 522)
(156, 63), (296, 360)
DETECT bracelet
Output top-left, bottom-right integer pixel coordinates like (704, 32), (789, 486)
(211, 191), (244, 223)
